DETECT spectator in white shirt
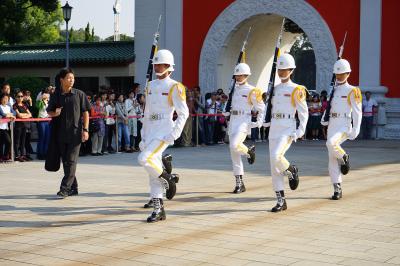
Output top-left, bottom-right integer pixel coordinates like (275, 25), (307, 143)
(125, 84), (140, 151)
(361, 91), (378, 139)
(0, 93), (16, 162)
(1, 83), (15, 107)
(205, 92), (220, 144)
(105, 93), (116, 153)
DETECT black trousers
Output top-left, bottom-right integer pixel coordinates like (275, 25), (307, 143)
(0, 129), (11, 158)
(14, 126), (26, 157)
(107, 124), (116, 149)
(25, 130), (33, 155)
(59, 142), (81, 191)
(136, 121), (142, 150)
(362, 116), (374, 139)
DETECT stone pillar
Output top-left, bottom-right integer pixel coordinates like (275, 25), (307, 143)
(134, 0), (183, 90)
(165, 0), (183, 82)
(359, 0), (387, 138)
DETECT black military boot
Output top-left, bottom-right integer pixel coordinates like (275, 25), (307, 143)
(247, 145), (256, 164)
(271, 191), (287, 212)
(340, 154), (350, 175)
(68, 188), (78, 196)
(143, 199), (153, 208)
(285, 165), (299, 190)
(162, 154), (173, 174)
(56, 189), (69, 198)
(147, 198), (166, 223)
(159, 170), (179, 200)
(233, 175), (246, 193)
(331, 183), (342, 200)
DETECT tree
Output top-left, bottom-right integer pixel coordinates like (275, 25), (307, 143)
(0, 0), (63, 45)
(290, 33), (313, 58)
(59, 26), (100, 43)
(6, 76), (48, 100)
(84, 22), (91, 42)
(104, 34), (134, 41)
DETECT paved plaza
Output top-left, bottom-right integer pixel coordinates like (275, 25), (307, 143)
(0, 140), (399, 266)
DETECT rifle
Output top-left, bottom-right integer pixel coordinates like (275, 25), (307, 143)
(145, 15), (162, 89)
(225, 27), (252, 113)
(322, 32), (348, 123)
(264, 18), (285, 124)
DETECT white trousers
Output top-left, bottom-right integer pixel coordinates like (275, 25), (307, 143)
(229, 132), (249, 176)
(269, 135), (293, 191)
(138, 139), (168, 199)
(326, 130), (348, 184)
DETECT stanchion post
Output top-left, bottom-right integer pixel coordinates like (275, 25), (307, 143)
(115, 117), (119, 153)
(10, 120), (14, 163)
(196, 115), (199, 147)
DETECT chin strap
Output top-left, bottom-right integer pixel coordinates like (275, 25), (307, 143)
(279, 70), (293, 81)
(155, 66), (174, 77)
(237, 77), (248, 85)
(336, 78), (348, 85)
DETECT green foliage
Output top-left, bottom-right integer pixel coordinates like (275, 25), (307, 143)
(59, 24), (100, 43)
(290, 33), (313, 58)
(0, 0), (62, 45)
(290, 33), (316, 91)
(84, 22), (91, 42)
(284, 19), (304, 34)
(104, 34), (134, 41)
(6, 76), (48, 99)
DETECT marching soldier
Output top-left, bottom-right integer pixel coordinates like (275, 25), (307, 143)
(138, 49), (189, 223)
(324, 59), (362, 200)
(227, 63), (265, 193)
(265, 53), (309, 212)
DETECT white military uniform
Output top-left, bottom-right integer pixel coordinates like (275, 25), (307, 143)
(138, 76), (189, 199)
(269, 80), (308, 191)
(326, 82), (362, 184)
(228, 83), (265, 175)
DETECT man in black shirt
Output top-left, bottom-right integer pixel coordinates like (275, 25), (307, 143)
(47, 68), (91, 198)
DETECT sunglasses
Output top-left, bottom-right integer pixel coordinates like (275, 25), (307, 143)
(16, 95), (23, 98)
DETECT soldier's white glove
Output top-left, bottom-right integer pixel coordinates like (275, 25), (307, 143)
(320, 120), (329, 126)
(163, 134), (175, 144)
(223, 112), (230, 117)
(250, 121), (262, 128)
(263, 122), (271, 128)
(139, 141), (146, 151)
(347, 130), (359, 140)
(289, 132), (298, 142)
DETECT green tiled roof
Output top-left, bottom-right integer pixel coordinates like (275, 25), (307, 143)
(0, 41), (135, 65)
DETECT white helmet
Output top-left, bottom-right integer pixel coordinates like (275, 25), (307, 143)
(152, 49), (175, 69)
(333, 59), (351, 74)
(234, 63), (251, 76)
(277, 53), (296, 69)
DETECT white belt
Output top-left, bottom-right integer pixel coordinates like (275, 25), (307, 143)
(272, 113), (295, 119)
(330, 113), (351, 119)
(231, 110), (250, 116)
(147, 113), (168, 121)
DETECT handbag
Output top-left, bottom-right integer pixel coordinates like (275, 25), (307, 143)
(45, 91), (61, 172)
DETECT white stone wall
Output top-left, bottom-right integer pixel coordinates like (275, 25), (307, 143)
(217, 14), (299, 93)
(199, 0), (337, 97)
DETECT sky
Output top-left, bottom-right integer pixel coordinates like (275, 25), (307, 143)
(59, 0), (135, 39)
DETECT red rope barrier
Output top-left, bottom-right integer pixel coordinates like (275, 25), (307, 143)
(0, 113), (228, 123)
